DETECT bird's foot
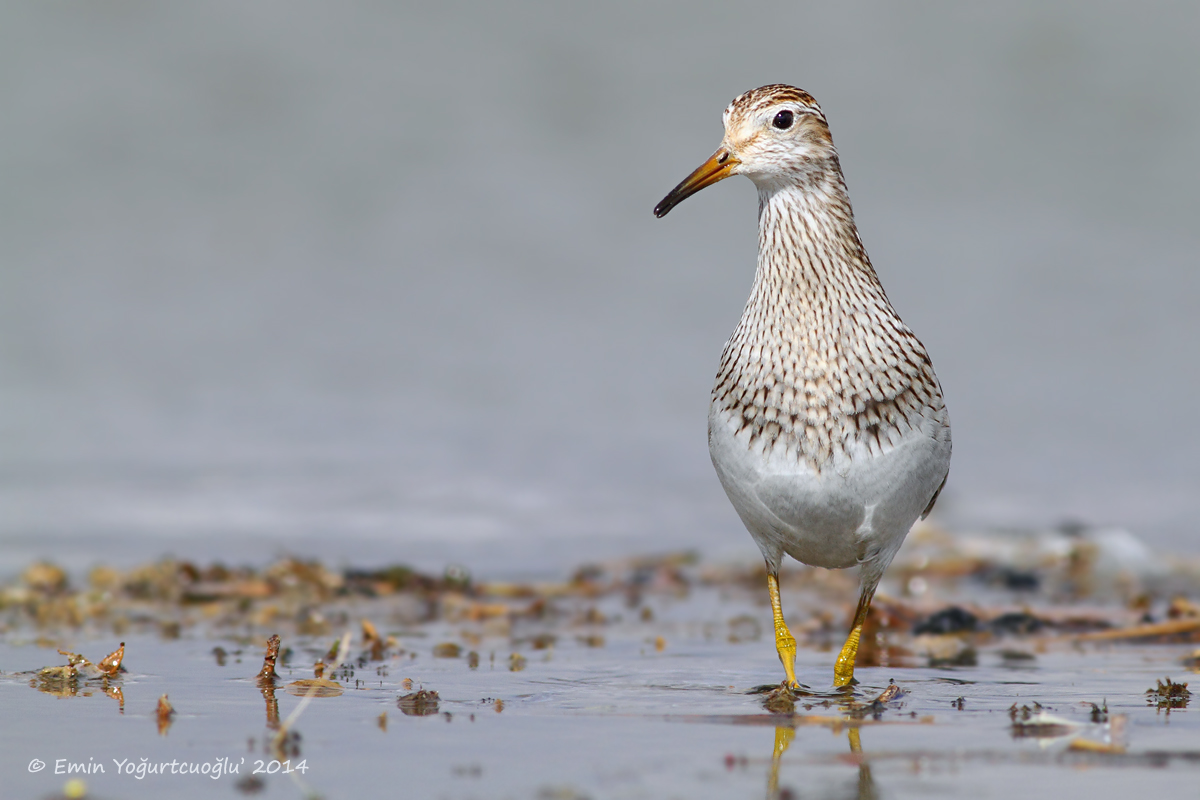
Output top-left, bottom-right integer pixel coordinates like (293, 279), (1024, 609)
(833, 630), (862, 688)
(834, 591), (874, 687)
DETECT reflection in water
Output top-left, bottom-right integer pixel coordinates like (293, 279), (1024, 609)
(847, 728), (878, 800)
(29, 673), (125, 713)
(767, 726), (794, 799)
(256, 635), (281, 730)
(767, 724), (877, 800)
(155, 694), (176, 736)
(261, 682), (280, 730)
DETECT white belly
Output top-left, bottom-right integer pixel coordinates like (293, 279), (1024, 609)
(708, 400), (951, 582)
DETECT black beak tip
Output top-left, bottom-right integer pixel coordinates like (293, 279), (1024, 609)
(652, 198), (673, 218)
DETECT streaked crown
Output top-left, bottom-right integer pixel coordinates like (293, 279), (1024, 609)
(723, 84), (824, 125)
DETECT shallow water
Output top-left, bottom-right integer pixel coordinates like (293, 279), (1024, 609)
(3, 579), (1197, 800)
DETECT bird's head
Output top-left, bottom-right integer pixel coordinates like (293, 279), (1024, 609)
(653, 85), (835, 218)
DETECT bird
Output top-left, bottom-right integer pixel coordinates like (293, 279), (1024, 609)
(653, 85), (951, 689)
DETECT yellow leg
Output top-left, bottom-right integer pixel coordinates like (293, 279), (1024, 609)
(767, 725), (795, 799)
(833, 588), (875, 687)
(767, 572), (799, 689)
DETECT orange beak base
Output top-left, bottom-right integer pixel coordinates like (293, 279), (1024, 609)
(653, 149), (739, 218)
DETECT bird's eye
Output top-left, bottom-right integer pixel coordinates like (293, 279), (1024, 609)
(772, 110), (794, 130)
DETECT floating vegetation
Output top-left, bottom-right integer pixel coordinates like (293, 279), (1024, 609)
(22, 641), (127, 712)
(1146, 677), (1191, 711)
(156, 694), (175, 735)
(761, 685), (795, 715)
(257, 634), (281, 685)
(398, 689), (440, 716)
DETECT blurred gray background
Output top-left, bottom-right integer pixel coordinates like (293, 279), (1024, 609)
(2, 2), (1198, 574)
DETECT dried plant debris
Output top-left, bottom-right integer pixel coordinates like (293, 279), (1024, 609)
(156, 694), (175, 735)
(285, 678), (343, 698)
(1006, 699), (1123, 751)
(286, 658), (343, 698)
(361, 618), (393, 661)
(398, 689), (440, 716)
(1, 532), (1196, 656)
(1009, 701), (1044, 721)
(1075, 712), (1128, 754)
(38, 642), (124, 683)
(1145, 677), (1190, 710)
(236, 774), (266, 795)
(988, 612), (1045, 636)
(93, 642), (126, 677)
(433, 642), (462, 658)
(23, 562), (69, 593)
(761, 685), (796, 715)
(896, 523), (1200, 601)
(845, 679), (908, 720)
(257, 634), (281, 685)
(1009, 704), (1079, 739)
(0, 553), (708, 637)
(913, 607), (978, 635)
(1, 535), (1198, 725)
(526, 633), (557, 650)
(1076, 617), (1200, 643)
(999, 648), (1037, 663)
(873, 680), (904, 704)
(1067, 736), (1127, 755)
(25, 642), (126, 705)
(1167, 596), (1200, 619)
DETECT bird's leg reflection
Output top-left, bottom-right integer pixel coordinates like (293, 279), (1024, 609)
(847, 727), (878, 800)
(765, 725), (878, 800)
(767, 725), (795, 799)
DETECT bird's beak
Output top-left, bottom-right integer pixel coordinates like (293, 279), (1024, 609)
(653, 148), (740, 218)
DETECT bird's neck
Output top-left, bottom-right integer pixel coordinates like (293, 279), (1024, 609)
(749, 171), (888, 323)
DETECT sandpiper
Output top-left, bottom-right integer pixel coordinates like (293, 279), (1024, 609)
(654, 85), (951, 688)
